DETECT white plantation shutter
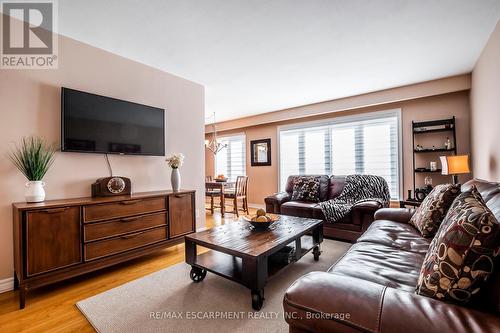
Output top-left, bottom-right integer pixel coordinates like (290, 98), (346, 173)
(331, 127), (356, 175)
(279, 111), (400, 199)
(279, 125), (331, 190)
(215, 135), (246, 181)
(304, 127), (330, 175)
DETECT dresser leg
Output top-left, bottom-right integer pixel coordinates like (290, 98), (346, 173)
(19, 286), (27, 309)
(13, 272), (19, 290)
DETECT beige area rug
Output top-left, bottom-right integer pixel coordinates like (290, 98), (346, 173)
(77, 239), (350, 333)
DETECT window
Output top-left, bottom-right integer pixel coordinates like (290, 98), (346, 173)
(279, 111), (400, 199)
(215, 134), (246, 181)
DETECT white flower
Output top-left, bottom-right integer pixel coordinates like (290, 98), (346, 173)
(165, 153), (185, 169)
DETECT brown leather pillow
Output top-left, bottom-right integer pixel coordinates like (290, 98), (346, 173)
(415, 186), (499, 304)
(409, 184), (461, 237)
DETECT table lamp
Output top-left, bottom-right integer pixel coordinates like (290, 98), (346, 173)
(440, 155), (470, 185)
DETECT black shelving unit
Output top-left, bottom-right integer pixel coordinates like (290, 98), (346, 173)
(411, 117), (457, 197)
(415, 168), (442, 173)
(413, 148), (455, 153)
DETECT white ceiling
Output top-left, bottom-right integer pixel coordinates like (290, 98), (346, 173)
(56, 0), (500, 122)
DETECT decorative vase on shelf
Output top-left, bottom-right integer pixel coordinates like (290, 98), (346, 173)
(171, 168), (181, 192)
(166, 153), (185, 192)
(25, 181), (46, 203)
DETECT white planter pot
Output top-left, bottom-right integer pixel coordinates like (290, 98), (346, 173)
(25, 181), (46, 203)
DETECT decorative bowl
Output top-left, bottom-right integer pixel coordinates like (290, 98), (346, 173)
(242, 214), (280, 230)
(215, 178), (228, 182)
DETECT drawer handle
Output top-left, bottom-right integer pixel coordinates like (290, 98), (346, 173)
(120, 200), (142, 205)
(174, 194), (188, 198)
(120, 216), (142, 223)
(120, 231), (145, 239)
(39, 207), (69, 214)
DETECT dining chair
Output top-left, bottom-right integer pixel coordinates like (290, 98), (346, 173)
(224, 176), (249, 217)
(205, 176), (221, 214)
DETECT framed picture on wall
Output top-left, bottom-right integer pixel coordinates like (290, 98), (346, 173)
(250, 138), (271, 166)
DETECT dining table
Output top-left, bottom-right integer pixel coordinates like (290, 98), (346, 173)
(205, 181), (236, 217)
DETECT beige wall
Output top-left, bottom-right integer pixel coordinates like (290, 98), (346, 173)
(206, 124), (278, 205)
(206, 90), (471, 205)
(211, 75), (471, 132)
(0, 33), (205, 281)
(471, 21), (500, 181)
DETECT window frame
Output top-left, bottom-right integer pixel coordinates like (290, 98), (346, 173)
(276, 109), (402, 199)
(213, 133), (247, 181)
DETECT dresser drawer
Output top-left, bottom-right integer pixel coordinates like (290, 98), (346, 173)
(84, 212), (167, 242)
(83, 197), (166, 222)
(85, 226), (167, 261)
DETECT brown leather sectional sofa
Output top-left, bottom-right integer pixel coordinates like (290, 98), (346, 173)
(265, 175), (384, 242)
(283, 178), (500, 333)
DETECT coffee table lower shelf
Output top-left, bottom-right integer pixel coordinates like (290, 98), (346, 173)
(185, 228), (323, 310)
(194, 235), (316, 283)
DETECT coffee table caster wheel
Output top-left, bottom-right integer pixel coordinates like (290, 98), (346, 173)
(313, 246), (321, 261)
(251, 289), (264, 310)
(190, 267), (207, 282)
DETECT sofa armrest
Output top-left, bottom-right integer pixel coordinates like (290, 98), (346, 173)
(283, 272), (500, 333)
(264, 192), (291, 214)
(350, 201), (382, 231)
(374, 208), (414, 223)
(352, 200), (382, 213)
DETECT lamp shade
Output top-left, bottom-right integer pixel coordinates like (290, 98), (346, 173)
(440, 155), (470, 175)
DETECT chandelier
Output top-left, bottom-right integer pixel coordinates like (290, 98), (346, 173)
(204, 113), (227, 155)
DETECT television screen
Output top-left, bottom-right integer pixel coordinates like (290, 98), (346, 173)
(61, 88), (165, 156)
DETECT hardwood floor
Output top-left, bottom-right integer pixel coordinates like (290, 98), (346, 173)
(0, 208), (254, 333)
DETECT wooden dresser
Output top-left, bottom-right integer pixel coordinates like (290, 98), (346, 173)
(12, 189), (196, 308)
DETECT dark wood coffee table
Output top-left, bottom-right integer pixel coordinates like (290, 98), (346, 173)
(185, 215), (323, 310)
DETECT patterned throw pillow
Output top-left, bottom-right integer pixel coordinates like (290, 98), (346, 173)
(410, 184), (461, 237)
(415, 186), (499, 304)
(291, 176), (321, 202)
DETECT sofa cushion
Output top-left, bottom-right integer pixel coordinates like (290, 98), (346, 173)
(328, 242), (425, 292)
(358, 220), (432, 254)
(462, 179), (500, 313)
(311, 205), (352, 223)
(328, 175), (346, 199)
(283, 271), (500, 333)
(462, 179), (500, 218)
(415, 186), (500, 304)
(409, 184), (461, 237)
(291, 176), (321, 202)
(280, 201), (318, 218)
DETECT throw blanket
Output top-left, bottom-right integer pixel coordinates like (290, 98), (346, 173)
(320, 174), (390, 223)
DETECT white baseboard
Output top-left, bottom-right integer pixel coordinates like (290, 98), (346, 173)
(248, 203), (265, 209)
(0, 277), (14, 294)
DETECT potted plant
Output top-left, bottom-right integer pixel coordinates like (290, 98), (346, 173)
(9, 136), (57, 202)
(165, 153), (184, 191)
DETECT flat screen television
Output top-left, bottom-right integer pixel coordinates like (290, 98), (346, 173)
(61, 87), (165, 156)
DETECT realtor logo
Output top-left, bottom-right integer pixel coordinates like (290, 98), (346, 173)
(1, 0), (58, 69)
